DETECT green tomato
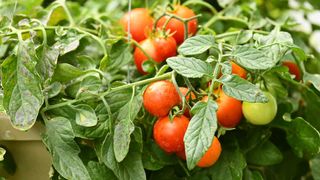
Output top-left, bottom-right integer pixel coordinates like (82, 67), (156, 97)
(242, 92), (277, 125)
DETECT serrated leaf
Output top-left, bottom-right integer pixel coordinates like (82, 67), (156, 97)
(231, 45), (272, 70)
(178, 35), (216, 56)
(220, 74), (268, 102)
(1, 41), (44, 130)
(184, 99), (218, 169)
(42, 117), (91, 180)
(167, 57), (213, 78)
(73, 104), (98, 127)
(114, 94), (142, 162)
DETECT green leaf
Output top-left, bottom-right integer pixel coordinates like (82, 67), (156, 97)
(184, 99), (218, 170)
(36, 45), (59, 82)
(45, 82), (62, 98)
(243, 168), (264, 180)
(220, 74), (268, 103)
(310, 154), (320, 180)
(72, 104), (98, 127)
(53, 30), (84, 55)
(42, 3), (67, 26)
(100, 40), (133, 74)
(87, 161), (117, 180)
(217, 0), (236, 8)
(273, 117), (320, 158)
(178, 35), (216, 56)
(42, 117), (90, 180)
(1, 41), (44, 130)
(101, 135), (146, 180)
(167, 57), (213, 78)
(114, 94), (142, 162)
(231, 45), (272, 70)
(304, 73), (320, 92)
(246, 140), (283, 166)
(52, 63), (86, 82)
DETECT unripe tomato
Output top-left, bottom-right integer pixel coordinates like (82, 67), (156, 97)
(156, 5), (198, 44)
(179, 87), (196, 117)
(231, 62), (247, 79)
(120, 8), (153, 42)
(134, 36), (177, 74)
(282, 61), (301, 80)
(197, 136), (222, 167)
(153, 115), (189, 153)
(215, 90), (243, 128)
(242, 92), (277, 125)
(143, 80), (180, 117)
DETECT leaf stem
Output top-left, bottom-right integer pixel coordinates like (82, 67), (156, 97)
(183, 0), (217, 14)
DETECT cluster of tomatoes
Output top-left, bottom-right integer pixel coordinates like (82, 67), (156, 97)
(120, 4), (302, 169)
(120, 5), (197, 74)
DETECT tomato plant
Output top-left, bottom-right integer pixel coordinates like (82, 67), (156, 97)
(0, 0), (320, 179)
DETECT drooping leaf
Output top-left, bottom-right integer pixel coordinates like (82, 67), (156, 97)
(42, 117), (91, 180)
(231, 45), (272, 70)
(101, 134), (146, 180)
(184, 99), (218, 169)
(113, 94), (142, 162)
(220, 74), (268, 102)
(167, 57), (213, 78)
(1, 41), (44, 130)
(178, 35), (216, 56)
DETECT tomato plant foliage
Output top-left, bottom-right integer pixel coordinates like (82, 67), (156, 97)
(0, 0), (320, 179)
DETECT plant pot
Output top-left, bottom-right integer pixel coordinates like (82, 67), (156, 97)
(0, 114), (52, 180)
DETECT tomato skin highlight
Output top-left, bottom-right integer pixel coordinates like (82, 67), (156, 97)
(282, 61), (301, 80)
(202, 90), (242, 128)
(156, 5), (198, 44)
(197, 136), (222, 167)
(134, 36), (177, 74)
(120, 8), (153, 42)
(231, 62), (247, 79)
(153, 115), (190, 153)
(179, 87), (196, 117)
(143, 80), (180, 117)
(242, 92), (277, 125)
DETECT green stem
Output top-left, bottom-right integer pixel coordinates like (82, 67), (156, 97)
(208, 43), (223, 97)
(171, 71), (186, 116)
(43, 72), (173, 112)
(59, 1), (75, 26)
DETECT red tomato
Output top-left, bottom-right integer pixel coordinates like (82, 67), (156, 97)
(282, 61), (301, 80)
(143, 80), (180, 117)
(231, 62), (247, 79)
(179, 87), (196, 117)
(176, 149), (186, 160)
(202, 89), (242, 128)
(197, 136), (222, 167)
(156, 5), (198, 44)
(134, 36), (177, 74)
(120, 8), (153, 42)
(153, 115), (189, 153)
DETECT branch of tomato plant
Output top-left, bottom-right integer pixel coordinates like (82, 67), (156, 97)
(41, 72), (173, 113)
(208, 43), (224, 98)
(183, 0), (217, 14)
(171, 71), (187, 117)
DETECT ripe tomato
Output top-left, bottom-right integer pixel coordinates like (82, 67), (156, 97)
(282, 61), (301, 80)
(120, 8), (153, 42)
(197, 136), (222, 167)
(153, 115), (189, 153)
(242, 92), (277, 125)
(202, 90), (242, 128)
(134, 36), (177, 74)
(156, 5), (198, 44)
(176, 149), (186, 160)
(179, 87), (196, 117)
(231, 62), (247, 79)
(143, 80), (180, 117)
